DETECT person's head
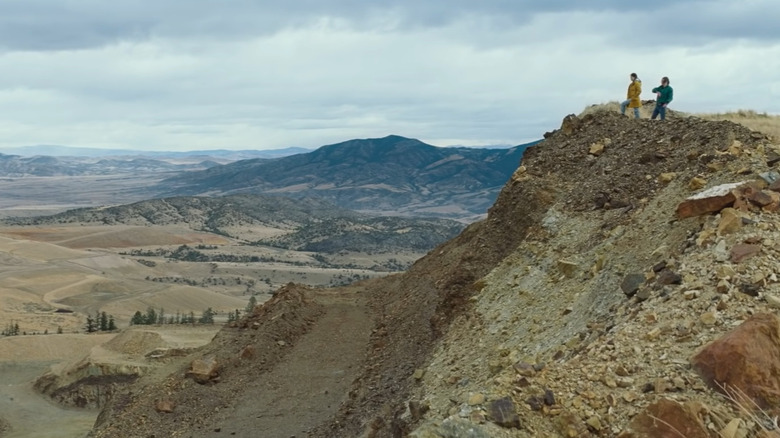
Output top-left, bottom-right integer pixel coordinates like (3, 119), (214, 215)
(661, 76), (670, 85)
(630, 73), (637, 80)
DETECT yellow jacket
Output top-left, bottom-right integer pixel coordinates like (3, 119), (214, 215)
(627, 80), (642, 108)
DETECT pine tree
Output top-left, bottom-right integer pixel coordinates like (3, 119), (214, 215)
(130, 311), (145, 325)
(108, 315), (117, 331)
(145, 307), (157, 325)
(85, 314), (96, 333)
(246, 295), (257, 313)
(99, 311), (109, 331)
(199, 307), (214, 324)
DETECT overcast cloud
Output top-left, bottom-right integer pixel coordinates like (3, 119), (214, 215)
(0, 0), (778, 151)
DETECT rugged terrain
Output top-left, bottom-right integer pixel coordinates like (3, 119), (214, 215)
(84, 109), (780, 438)
(5, 194), (464, 254)
(157, 135), (529, 220)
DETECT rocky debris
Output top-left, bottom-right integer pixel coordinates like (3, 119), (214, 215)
(188, 356), (220, 384)
(487, 397), (521, 429)
(618, 399), (710, 438)
(409, 417), (497, 438)
(692, 313), (780, 410)
(399, 111), (780, 437)
(621, 274), (645, 297)
(155, 398), (175, 413)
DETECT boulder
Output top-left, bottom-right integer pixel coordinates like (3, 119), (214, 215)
(188, 356), (220, 384)
(730, 243), (761, 263)
(155, 398), (175, 413)
(488, 397), (521, 428)
(621, 274), (646, 297)
(617, 398), (709, 438)
(676, 182), (742, 219)
(691, 313), (780, 409)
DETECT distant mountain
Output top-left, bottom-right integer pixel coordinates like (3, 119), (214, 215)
(5, 194), (464, 253)
(156, 135), (529, 220)
(0, 153), (217, 177)
(0, 145), (312, 160)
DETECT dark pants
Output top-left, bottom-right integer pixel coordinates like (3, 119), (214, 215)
(651, 104), (667, 120)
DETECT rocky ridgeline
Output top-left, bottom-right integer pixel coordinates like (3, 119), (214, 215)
(408, 111), (780, 437)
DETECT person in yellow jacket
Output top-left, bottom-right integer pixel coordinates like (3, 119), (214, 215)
(620, 73), (642, 119)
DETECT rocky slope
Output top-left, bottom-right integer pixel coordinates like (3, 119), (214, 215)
(89, 110), (780, 438)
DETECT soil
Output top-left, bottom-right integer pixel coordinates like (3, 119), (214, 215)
(89, 109), (780, 437)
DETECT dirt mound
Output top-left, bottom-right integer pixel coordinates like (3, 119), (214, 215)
(91, 283), (326, 437)
(103, 330), (165, 355)
(89, 111), (778, 437)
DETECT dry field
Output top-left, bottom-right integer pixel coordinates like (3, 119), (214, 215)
(0, 216), (417, 437)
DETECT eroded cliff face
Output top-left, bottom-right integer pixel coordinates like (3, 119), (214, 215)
(89, 110), (780, 438)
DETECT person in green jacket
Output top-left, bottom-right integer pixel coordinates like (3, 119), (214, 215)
(651, 77), (673, 120)
(620, 73), (642, 118)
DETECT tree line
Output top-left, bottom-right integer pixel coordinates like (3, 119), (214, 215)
(130, 306), (217, 325)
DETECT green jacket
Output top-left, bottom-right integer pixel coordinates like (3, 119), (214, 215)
(652, 85), (673, 105)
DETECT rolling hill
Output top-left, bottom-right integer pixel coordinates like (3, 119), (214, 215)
(4, 194), (464, 254)
(156, 135), (530, 220)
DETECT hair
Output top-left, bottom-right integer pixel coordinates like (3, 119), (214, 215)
(630, 73), (637, 79)
(662, 76), (670, 84)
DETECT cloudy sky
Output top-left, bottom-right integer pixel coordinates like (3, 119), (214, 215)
(0, 1), (778, 152)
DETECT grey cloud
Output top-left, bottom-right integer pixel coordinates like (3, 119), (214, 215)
(0, 0), (760, 52)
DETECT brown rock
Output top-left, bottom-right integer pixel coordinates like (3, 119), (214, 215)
(718, 208), (742, 235)
(488, 397), (521, 428)
(658, 172), (677, 184)
(656, 269), (682, 285)
(513, 361), (536, 377)
(409, 400), (430, 421)
(688, 177), (707, 191)
(557, 411), (587, 437)
(155, 398), (175, 413)
(618, 398), (709, 438)
(239, 345), (255, 359)
(676, 183), (741, 219)
(749, 190), (774, 207)
(691, 313), (780, 409)
(621, 274), (645, 297)
(188, 356), (219, 384)
(589, 142), (605, 156)
(730, 243), (761, 263)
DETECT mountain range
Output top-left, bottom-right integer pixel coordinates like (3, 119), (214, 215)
(157, 135), (530, 220)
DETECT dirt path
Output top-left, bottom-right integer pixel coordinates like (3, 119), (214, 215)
(194, 291), (373, 438)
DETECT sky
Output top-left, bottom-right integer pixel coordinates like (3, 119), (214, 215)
(0, 1), (778, 152)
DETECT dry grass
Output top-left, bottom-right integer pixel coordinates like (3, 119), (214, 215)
(716, 382), (780, 438)
(695, 110), (780, 141)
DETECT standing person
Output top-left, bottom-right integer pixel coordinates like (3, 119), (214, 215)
(651, 77), (674, 120)
(620, 73), (642, 118)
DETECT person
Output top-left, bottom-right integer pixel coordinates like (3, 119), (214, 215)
(651, 77), (673, 120)
(620, 73), (642, 118)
